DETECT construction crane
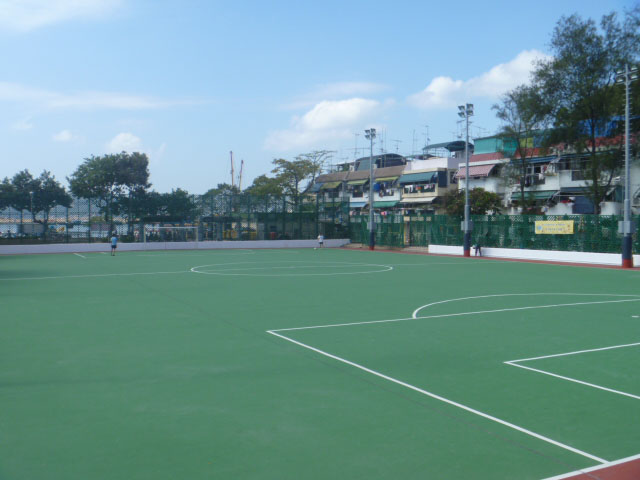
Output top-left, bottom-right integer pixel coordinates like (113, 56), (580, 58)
(230, 151), (235, 188)
(237, 159), (244, 190)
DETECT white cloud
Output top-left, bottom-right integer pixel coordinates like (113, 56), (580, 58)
(265, 98), (385, 151)
(407, 50), (551, 110)
(0, 0), (123, 32)
(52, 129), (73, 142)
(107, 132), (142, 153)
(283, 81), (388, 110)
(0, 81), (193, 110)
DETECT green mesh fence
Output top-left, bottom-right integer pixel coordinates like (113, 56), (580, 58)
(349, 214), (640, 254)
(0, 194), (349, 244)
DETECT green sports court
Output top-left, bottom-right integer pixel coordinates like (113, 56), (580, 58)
(1, 247), (639, 479)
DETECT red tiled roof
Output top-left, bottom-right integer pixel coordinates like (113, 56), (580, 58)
(455, 164), (496, 179)
(469, 152), (504, 162)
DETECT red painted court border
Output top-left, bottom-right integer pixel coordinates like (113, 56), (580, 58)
(342, 246), (640, 270)
(543, 455), (640, 480)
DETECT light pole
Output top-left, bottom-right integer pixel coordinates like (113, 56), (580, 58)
(458, 104), (474, 257)
(365, 128), (376, 250)
(616, 65), (638, 269)
(29, 190), (34, 222)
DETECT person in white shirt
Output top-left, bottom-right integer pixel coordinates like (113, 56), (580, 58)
(317, 234), (324, 248)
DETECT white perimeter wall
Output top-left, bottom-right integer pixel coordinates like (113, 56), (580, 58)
(0, 239), (351, 255)
(429, 244), (640, 266)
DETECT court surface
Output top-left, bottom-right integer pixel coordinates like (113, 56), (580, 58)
(1, 247), (639, 479)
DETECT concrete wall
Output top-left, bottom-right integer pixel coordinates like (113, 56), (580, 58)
(428, 244), (639, 266)
(0, 239), (351, 255)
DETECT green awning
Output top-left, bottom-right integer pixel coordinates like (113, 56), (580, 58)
(512, 190), (557, 201)
(398, 172), (437, 184)
(375, 176), (398, 182)
(373, 201), (398, 208)
(320, 181), (341, 190)
(347, 179), (368, 186)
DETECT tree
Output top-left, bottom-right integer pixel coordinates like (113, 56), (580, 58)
(243, 175), (283, 196)
(6, 170), (38, 213)
(0, 178), (16, 210)
(533, 11), (640, 212)
(68, 152), (150, 229)
(0, 170), (71, 237)
(493, 85), (552, 213)
(30, 171), (72, 235)
(204, 183), (240, 197)
(162, 188), (198, 220)
(295, 150), (334, 186)
(443, 188), (503, 216)
(271, 157), (317, 197)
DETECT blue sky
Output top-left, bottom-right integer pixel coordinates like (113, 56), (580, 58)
(0, 0), (635, 193)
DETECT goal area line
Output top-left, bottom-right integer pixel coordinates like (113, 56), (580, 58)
(267, 294), (640, 474)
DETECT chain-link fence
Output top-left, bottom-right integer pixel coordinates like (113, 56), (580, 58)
(0, 194), (350, 244)
(350, 214), (640, 254)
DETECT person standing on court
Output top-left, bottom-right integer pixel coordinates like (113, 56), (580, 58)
(317, 234), (324, 248)
(111, 232), (118, 256)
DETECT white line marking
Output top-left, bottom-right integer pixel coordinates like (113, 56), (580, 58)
(505, 342), (640, 401)
(541, 452), (640, 480)
(190, 261), (393, 277)
(505, 361), (640, 401)
(412, 293), (640, 319)
(268, 329), (607, 464)
(507, 341), (640, 363)
(272, 298), (640, 333)
(0, 270), (190, 281)
(99, 252), (107, 255)
(73, 253), (87, 259)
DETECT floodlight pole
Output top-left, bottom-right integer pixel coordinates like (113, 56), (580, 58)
(458, 104), (473, 257)
(616, 65), (637, 268)
(365, 128), (377, 250)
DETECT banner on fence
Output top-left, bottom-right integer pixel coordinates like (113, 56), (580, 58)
(534, 220), (574, 234)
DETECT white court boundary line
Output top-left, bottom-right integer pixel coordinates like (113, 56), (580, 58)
(73, 253), (87, 259)
(190, 261), (393, 277)
(505, 342), (640, 401)
(540, 452), (640, 480)
(268, 293), (640, 468)
(267, 329), (606, 464)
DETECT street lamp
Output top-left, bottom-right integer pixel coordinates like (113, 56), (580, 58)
(458, 103), (474, 257)
(29, 190), (34, 220)
(365, 128), (376, 250)
(615, 65), (638, 269)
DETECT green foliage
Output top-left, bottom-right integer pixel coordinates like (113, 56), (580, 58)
(271, 157), (318, 197)
(443, 188), (503, 216)
(493, 85), (552, 211)
(161, 188), (199, 220)
(1, 170), (71, 225)
(31, 171), (72, 222)
(68, 152), (150, 225)
(533, 11), (640, 212)
(243, 175), (283, 195)
(204, 183), (240, 196)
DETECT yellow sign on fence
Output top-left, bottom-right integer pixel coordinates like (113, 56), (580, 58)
(534, 220), (574, 235)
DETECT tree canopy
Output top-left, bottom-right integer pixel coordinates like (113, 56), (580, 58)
(532, 10), (640, 212)
(444, 188), (503, 216)
(68, 152), (150, 226)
